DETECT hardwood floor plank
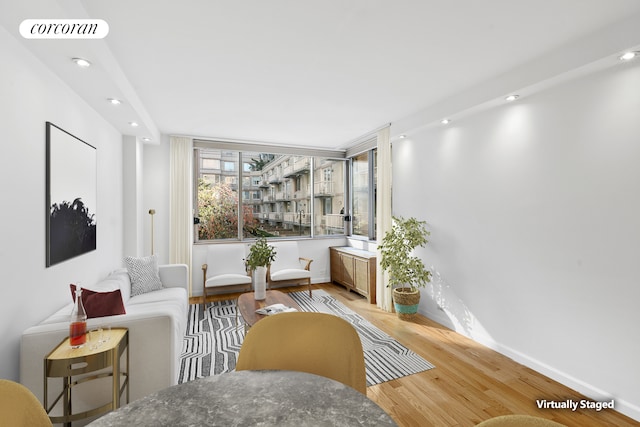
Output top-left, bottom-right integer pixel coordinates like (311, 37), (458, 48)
(192, 283), (639, 426)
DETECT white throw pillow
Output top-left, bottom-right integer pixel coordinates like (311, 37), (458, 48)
(125, 255), (163, 296)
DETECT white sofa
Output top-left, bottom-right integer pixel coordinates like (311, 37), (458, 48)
(20, 264), (189, 422)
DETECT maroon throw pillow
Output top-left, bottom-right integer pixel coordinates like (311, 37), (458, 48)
(69, 284), (126, 319)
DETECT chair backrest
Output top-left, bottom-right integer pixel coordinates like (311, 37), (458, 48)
(206, 244), (248, 276)
(270, 241), (302, 271)
(0, 379), (52, 427)
(236, 312), (366, 394)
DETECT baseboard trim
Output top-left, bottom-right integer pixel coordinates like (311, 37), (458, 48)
(421, 308), (640, 422)
(491, 341), (640, 422)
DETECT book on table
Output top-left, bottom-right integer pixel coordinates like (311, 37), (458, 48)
(255, 303), (298, 315)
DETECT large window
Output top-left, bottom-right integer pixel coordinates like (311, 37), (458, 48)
(195, 147), (347, 241)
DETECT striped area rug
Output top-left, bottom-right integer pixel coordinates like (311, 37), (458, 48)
(179, 289), (435, 386)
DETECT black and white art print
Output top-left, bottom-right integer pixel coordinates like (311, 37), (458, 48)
(46, 122), (97, 267)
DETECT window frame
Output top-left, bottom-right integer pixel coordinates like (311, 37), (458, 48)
(348, 147), (377, 241)
(193, 140), (349, 243)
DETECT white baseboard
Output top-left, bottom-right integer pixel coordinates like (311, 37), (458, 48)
(420, 308), (640, 422)
(489, 341), (640, 422)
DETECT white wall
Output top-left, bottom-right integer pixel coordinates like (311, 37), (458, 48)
(0, 27), (124, 381)
(391, 61), (640, 419)
(141, 136), (171, 264)
(123, 136), (144, 258)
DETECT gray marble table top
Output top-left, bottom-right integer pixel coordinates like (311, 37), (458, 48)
(88, 370), (398, 426)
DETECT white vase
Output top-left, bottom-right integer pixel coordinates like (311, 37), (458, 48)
(254, 266), (267, 300)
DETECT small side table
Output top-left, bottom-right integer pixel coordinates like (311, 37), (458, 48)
(44, 327), (129, 426)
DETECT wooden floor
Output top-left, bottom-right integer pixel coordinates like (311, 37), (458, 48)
(194, 283), (639, 427)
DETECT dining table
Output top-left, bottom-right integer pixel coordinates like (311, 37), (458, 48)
(88, 370), (398, 426)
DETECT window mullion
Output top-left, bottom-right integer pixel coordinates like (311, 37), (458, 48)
(237, 152), (243, 240)
(369, 149), (376, 240)
(346, 159), (352, 236)
(193, 148), (201, 243)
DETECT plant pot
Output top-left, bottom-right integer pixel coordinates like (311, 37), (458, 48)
(393, 287), (420, 320)
(253, 266), (267, 300)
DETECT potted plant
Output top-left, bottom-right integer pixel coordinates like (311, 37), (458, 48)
(245, 237), (277, 300)
(378, 216), (431, 320)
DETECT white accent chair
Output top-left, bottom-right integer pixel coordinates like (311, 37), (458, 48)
(267, 241), (313, 297)
(202, 244), (252, 307)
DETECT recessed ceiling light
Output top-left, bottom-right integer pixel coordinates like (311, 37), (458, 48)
(72, 57), (91, 68)
(619, 51), (638, 61)
(108, 98), (121, 105)
(441, 118), (451, 125)
(129, 121), (139, 127)
(399, 134), (407, 139)
(142, 137), (151, 142)
(505, 94), (519, 102)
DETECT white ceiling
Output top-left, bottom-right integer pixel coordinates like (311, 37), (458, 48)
(2, 0), (640, 150)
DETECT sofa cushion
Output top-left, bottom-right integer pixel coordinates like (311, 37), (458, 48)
(127, 287), (187, 306)
(205, 273), (252, 288)
(69, 284), (126, 319)
(40, 287), (187, 326)
(125, 255), (163, 296)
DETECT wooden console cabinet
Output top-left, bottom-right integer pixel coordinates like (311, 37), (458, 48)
(330, 246), (376, 304)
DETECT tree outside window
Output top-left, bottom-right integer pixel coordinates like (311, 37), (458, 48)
(197, 179), (257, 239)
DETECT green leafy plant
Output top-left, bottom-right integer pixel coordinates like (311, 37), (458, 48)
(245, 237), (277, 270)
(197, 179), (257, 239)
(378, 216), (431, 292)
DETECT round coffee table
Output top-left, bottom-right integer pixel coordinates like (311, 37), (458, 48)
(236, 290), (301, 330)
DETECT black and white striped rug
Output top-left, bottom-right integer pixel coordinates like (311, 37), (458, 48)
(179, 289), (435, 386)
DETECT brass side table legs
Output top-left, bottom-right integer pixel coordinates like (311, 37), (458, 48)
(44, 328), (129, 426)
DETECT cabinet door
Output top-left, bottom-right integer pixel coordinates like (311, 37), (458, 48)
(342, 253), (355, 288)
(330, 249), (343, 284)
(354, 257), (370, 295)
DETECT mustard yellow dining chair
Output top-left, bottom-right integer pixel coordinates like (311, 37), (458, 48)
(476, 415), (566, 426)
(0, 379), (52, 427)
(236, 312), (367, 394)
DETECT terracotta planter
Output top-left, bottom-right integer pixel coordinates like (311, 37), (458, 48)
(393, 287), (420, 320)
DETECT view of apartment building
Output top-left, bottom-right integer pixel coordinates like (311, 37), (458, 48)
(196, 149), (347, 239)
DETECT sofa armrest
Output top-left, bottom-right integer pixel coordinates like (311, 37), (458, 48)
(159, 264), (189, 290)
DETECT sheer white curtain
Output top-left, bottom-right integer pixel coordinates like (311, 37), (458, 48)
(376, 126), (393, 312)
(170, 136), (193, 294)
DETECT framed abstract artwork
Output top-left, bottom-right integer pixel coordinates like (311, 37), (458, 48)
(46, 122), (97, 267)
